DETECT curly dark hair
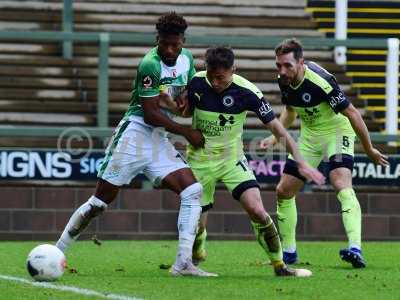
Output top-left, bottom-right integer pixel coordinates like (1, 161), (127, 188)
(156, 12), (188, 36)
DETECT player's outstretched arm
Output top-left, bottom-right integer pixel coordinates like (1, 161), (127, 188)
(141, 96), (204, 148)
(265, 119), (325, 185)
(260, 105), (297, 149)
(340, 104), (389, 166)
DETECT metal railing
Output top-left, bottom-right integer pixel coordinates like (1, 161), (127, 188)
(62, 0), (73, 59)
(0, 29), (398, 142)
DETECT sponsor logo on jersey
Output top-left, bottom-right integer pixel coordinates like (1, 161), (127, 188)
(142, 75), (153, 89)
(301, 107), (320, 124)
(222, 95), (234, 107)
(218, 114), (235, 126)
(109, 164), (121, 176)
(258, 101), (272, 116)
(302, 93), (312, 103)
(304, 107), (319, 116)
(329, 92), (345, 108)
(194, 92), (202, 101)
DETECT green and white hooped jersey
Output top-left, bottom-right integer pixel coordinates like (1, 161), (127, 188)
(187, 72), (275, 163)
(124, 47), (196, 120)
(279, 61), (355, 137)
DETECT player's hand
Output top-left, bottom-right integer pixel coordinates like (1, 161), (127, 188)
(158, 92), (178, 111)
(175, 91), (191, 117)
(176, 90), (188, 109)
(184, 128), (205, 149)
(259, 136), (277, 150)
(366, 148), (389, 166)
(297, 162), (326, 185)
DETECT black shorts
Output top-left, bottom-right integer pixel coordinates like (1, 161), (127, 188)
(283, 154), (354, 182)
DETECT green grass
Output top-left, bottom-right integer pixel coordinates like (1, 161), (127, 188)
(0, 241), (399, 299)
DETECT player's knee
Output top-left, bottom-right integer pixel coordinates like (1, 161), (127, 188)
(331, 172), (351, 192)
(248, 206), (268, 224)
(180, 182), (202, 206)
(85, 205), (105, 218)
(330, 166), (353, 192)
(276, 182), (295, 199)
(79, 196), (107, 218)
(332, 180), (351, 193)
(94, 181), (119, 204)
(68, 196), (107, 238)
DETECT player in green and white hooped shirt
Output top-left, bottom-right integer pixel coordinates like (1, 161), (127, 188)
(182, 47), (325, 277)
(56, 13), (217, 277)
(261, 39), (389, 268)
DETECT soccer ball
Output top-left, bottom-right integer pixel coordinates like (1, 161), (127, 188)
(27, 244), (66, 281)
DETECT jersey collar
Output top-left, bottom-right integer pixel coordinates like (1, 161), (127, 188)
(205, 74), (234, 94)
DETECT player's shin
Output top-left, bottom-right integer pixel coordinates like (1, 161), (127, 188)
(252, 215), (284, 269)
(56, 196), (107, 252)
(192, 227), (207, 265)
(175, 182), (202, 268)
(337, 188), (361, 249)
(277, 197), (297, 252)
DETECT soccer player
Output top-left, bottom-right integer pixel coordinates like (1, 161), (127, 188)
(260, 38), (389, 268)
(175, 46), (325, 277)
(55, 12), (217, 277)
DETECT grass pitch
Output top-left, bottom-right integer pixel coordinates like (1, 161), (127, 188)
(0, 241), (398, 299)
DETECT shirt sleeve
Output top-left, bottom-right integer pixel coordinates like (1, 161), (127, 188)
(246, 92), (276, 124)
(136, 59), (161, 98)
(326, 76), (350, 113)
(187, 78), (200, 114)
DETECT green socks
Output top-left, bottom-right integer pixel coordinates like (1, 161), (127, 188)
(193, 228), (207, 254)
(252, 215), (283, 264)
(275, 189), (361, 252)
(277, 197), (297, 252)
(337, 188), (362, 248)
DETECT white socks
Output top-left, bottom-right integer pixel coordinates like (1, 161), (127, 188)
(56, 183), (202, 268)
(175, 183), (202, 268)
(56, 196), (107, 253)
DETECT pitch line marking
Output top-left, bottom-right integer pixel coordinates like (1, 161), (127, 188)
(0, 274), (142, 300)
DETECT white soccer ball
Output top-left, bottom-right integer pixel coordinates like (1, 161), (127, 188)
(27, 244), (66, 281)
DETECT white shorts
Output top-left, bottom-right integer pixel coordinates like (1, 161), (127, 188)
(98, 116), (188, 186)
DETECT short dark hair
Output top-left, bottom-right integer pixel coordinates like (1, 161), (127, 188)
(205, 47), (234, 70)
(275, 38), (303, 60)
(156, 12), (188, 36)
